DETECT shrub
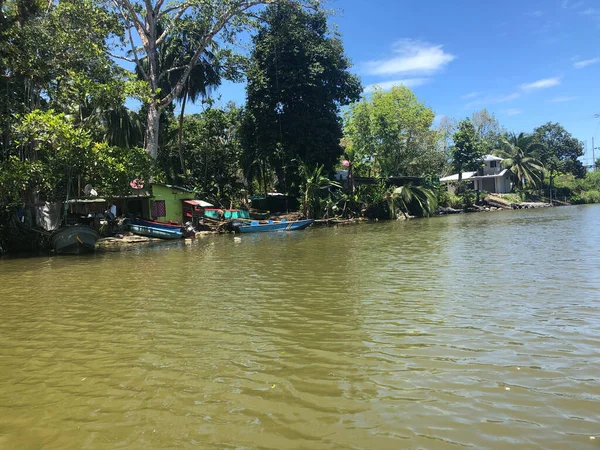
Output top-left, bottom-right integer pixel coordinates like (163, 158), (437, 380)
(580, 190), (600, 204)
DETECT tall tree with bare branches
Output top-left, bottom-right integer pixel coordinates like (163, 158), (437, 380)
(107, 0), (316, 159)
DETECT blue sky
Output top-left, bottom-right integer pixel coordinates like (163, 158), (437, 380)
(195, 0), (600, 164)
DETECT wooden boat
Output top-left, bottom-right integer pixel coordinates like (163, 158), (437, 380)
(130, 224), (183, 240)
(235, 219), (314, 233)
(51, 225), (99, 255)
(132, 218), (182, 231)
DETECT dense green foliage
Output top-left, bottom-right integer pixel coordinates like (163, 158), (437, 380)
(533, 122), (585, 178)
(344, 86), (444, 178)
(554, 171), (600, 204)
(159, 106), (244, 206)
(242, 1), (362, 195)
(0, 0), (151, 210)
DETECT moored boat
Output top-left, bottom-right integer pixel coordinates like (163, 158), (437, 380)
(132, 218), (182, 231)
(51, 225), (99, 255)
(130, 224), (183, 240)
(235, 219), (314, 233)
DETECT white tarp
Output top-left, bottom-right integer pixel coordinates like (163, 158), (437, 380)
(35, 202), (62, 231)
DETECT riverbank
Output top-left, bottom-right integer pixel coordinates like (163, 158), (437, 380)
(0, 199), (567, 257)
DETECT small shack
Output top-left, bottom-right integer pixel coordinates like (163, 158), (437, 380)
(147, 183), (197, 224)
(182, 199), (214, 226)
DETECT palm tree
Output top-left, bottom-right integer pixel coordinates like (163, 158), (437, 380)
(390, 184), (437, 219)
(495, 133), (545, 190)
(101, 106), (143, 149)
(168, 44), (221, 175)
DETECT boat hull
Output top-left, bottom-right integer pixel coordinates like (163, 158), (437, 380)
(130, 224), (183, 240)
(237, 219), (314, 233)
(52, 226), (99, 255)
(132, 218), (182, 231)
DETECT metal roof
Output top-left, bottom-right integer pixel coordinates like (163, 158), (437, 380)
(484, 154), (503, 161)
(151, 183), (197, 194)
(470, 169), (510, 179)
(184, 199), (214, 207)
(439, 171), (477, 182)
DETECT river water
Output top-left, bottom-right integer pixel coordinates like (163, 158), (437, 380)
(1, 206), (599, 449)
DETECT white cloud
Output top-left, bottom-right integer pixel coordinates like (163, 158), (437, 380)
(364, 78), (429, 92)
(495, 93), (521, 102)
(562, 0), (584, 9)
(581, 8), (598, 15)
(520, 77), (561, 91)
(550, 96), (580, 102)
(465, 92), (520, 108)
(363, 39), (455, 76)
(574, 57), (600, 68)
(503, 109), (522, 116)
(460, 92), (480, 100)
(531, 10), (544, 16)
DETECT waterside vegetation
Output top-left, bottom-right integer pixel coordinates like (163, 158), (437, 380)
(0, 0), (595, 254)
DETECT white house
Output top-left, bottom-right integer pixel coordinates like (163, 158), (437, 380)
(440, 155), (513, 194)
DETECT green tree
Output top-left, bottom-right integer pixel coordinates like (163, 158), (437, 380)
(344, 86), (443, 178)
(495, 132), (544, 190)
(451, 118), (485, 183)
(533, 122), (585, 201)
(242, 0), (361, 195)
(0, 0), (125, 157)
(11, 110), (152, 202)
(159, 106), (244, 204)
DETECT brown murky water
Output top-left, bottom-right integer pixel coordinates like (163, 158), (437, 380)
(1, 206), (599, 449)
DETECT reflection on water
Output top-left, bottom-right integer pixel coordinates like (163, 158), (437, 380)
(1, 206), (600, 449)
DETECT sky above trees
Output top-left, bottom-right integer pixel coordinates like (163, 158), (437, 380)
(205, 0), (599, 165)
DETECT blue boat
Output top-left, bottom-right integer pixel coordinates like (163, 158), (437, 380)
(236, 219), (314, 233)
(132, 218), (182, 231)
(130, 224), (183, 239)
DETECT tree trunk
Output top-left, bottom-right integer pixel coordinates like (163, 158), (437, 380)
(144, 9), (160, 160)
(145, 102), (161, 160)
(262, 159), (268, 202)
(177, 84), (188, 174)
(348, 163), (354, 195)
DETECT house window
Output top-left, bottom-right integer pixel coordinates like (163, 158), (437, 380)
(490, 161), (497, 168)
(151, 200), (166, 219)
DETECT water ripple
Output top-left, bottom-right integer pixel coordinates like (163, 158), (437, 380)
(1, 206), (600, 449)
